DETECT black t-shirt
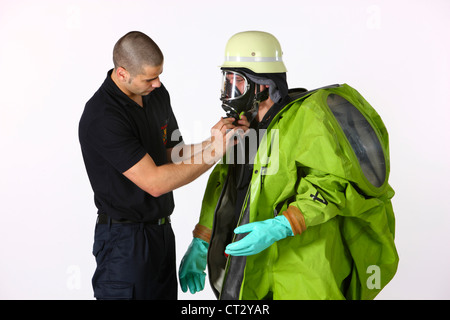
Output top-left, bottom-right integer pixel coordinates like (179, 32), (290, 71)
(79, 70), (182, 222)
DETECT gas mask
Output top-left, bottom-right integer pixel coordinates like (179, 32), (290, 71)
(220, 70), (269, 122)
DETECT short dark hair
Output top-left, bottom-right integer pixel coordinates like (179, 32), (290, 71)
(113, 31), (164, 77)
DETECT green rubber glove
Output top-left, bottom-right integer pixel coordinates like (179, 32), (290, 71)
(225, 215), (294, 256)
(179, 237), (209, 294)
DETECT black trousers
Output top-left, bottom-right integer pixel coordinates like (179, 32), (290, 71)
(92, 220), (177, 300)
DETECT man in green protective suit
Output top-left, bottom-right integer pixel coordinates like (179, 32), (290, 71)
(178, 31), (399, 300)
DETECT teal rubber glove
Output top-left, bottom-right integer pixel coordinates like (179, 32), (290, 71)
(225, 215), (294, 256)
(179, 237), (209, 294)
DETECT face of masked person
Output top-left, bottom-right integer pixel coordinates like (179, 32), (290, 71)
(221, 70), (253, 119)
(220, 70), (269, 120)
(222, 72), (248, 100)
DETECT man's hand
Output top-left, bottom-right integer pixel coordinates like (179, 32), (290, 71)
(234, 115), (250, 132)
(207, 116), (250, 163)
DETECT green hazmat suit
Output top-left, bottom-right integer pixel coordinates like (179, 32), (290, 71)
(197, 83), (399, 300)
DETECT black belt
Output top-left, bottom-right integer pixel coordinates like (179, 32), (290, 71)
(96, 213), (170, 225)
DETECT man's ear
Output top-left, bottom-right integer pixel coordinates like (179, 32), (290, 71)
(116, 67), (130, 82)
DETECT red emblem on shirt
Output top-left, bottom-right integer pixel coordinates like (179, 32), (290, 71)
(161, 124), (168, 145)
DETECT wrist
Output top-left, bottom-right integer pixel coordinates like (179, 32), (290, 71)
(193, 224), (212, 243)
(281, 206), (307, 236)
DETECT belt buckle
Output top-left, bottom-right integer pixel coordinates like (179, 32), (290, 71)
(158, 216), (170, 225)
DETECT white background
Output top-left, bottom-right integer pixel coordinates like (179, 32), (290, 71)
(0, 0), (449, 300)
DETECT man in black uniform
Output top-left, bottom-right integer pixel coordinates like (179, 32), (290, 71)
(79, 31), (248, 300)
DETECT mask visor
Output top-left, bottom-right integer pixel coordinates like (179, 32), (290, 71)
(220, 71), (249, 101)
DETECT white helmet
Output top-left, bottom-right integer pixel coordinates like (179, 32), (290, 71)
(221, 31), (287, 73)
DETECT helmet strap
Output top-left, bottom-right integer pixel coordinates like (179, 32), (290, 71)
(254, 86), (269, 104)
(242, 87), (268, 123)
